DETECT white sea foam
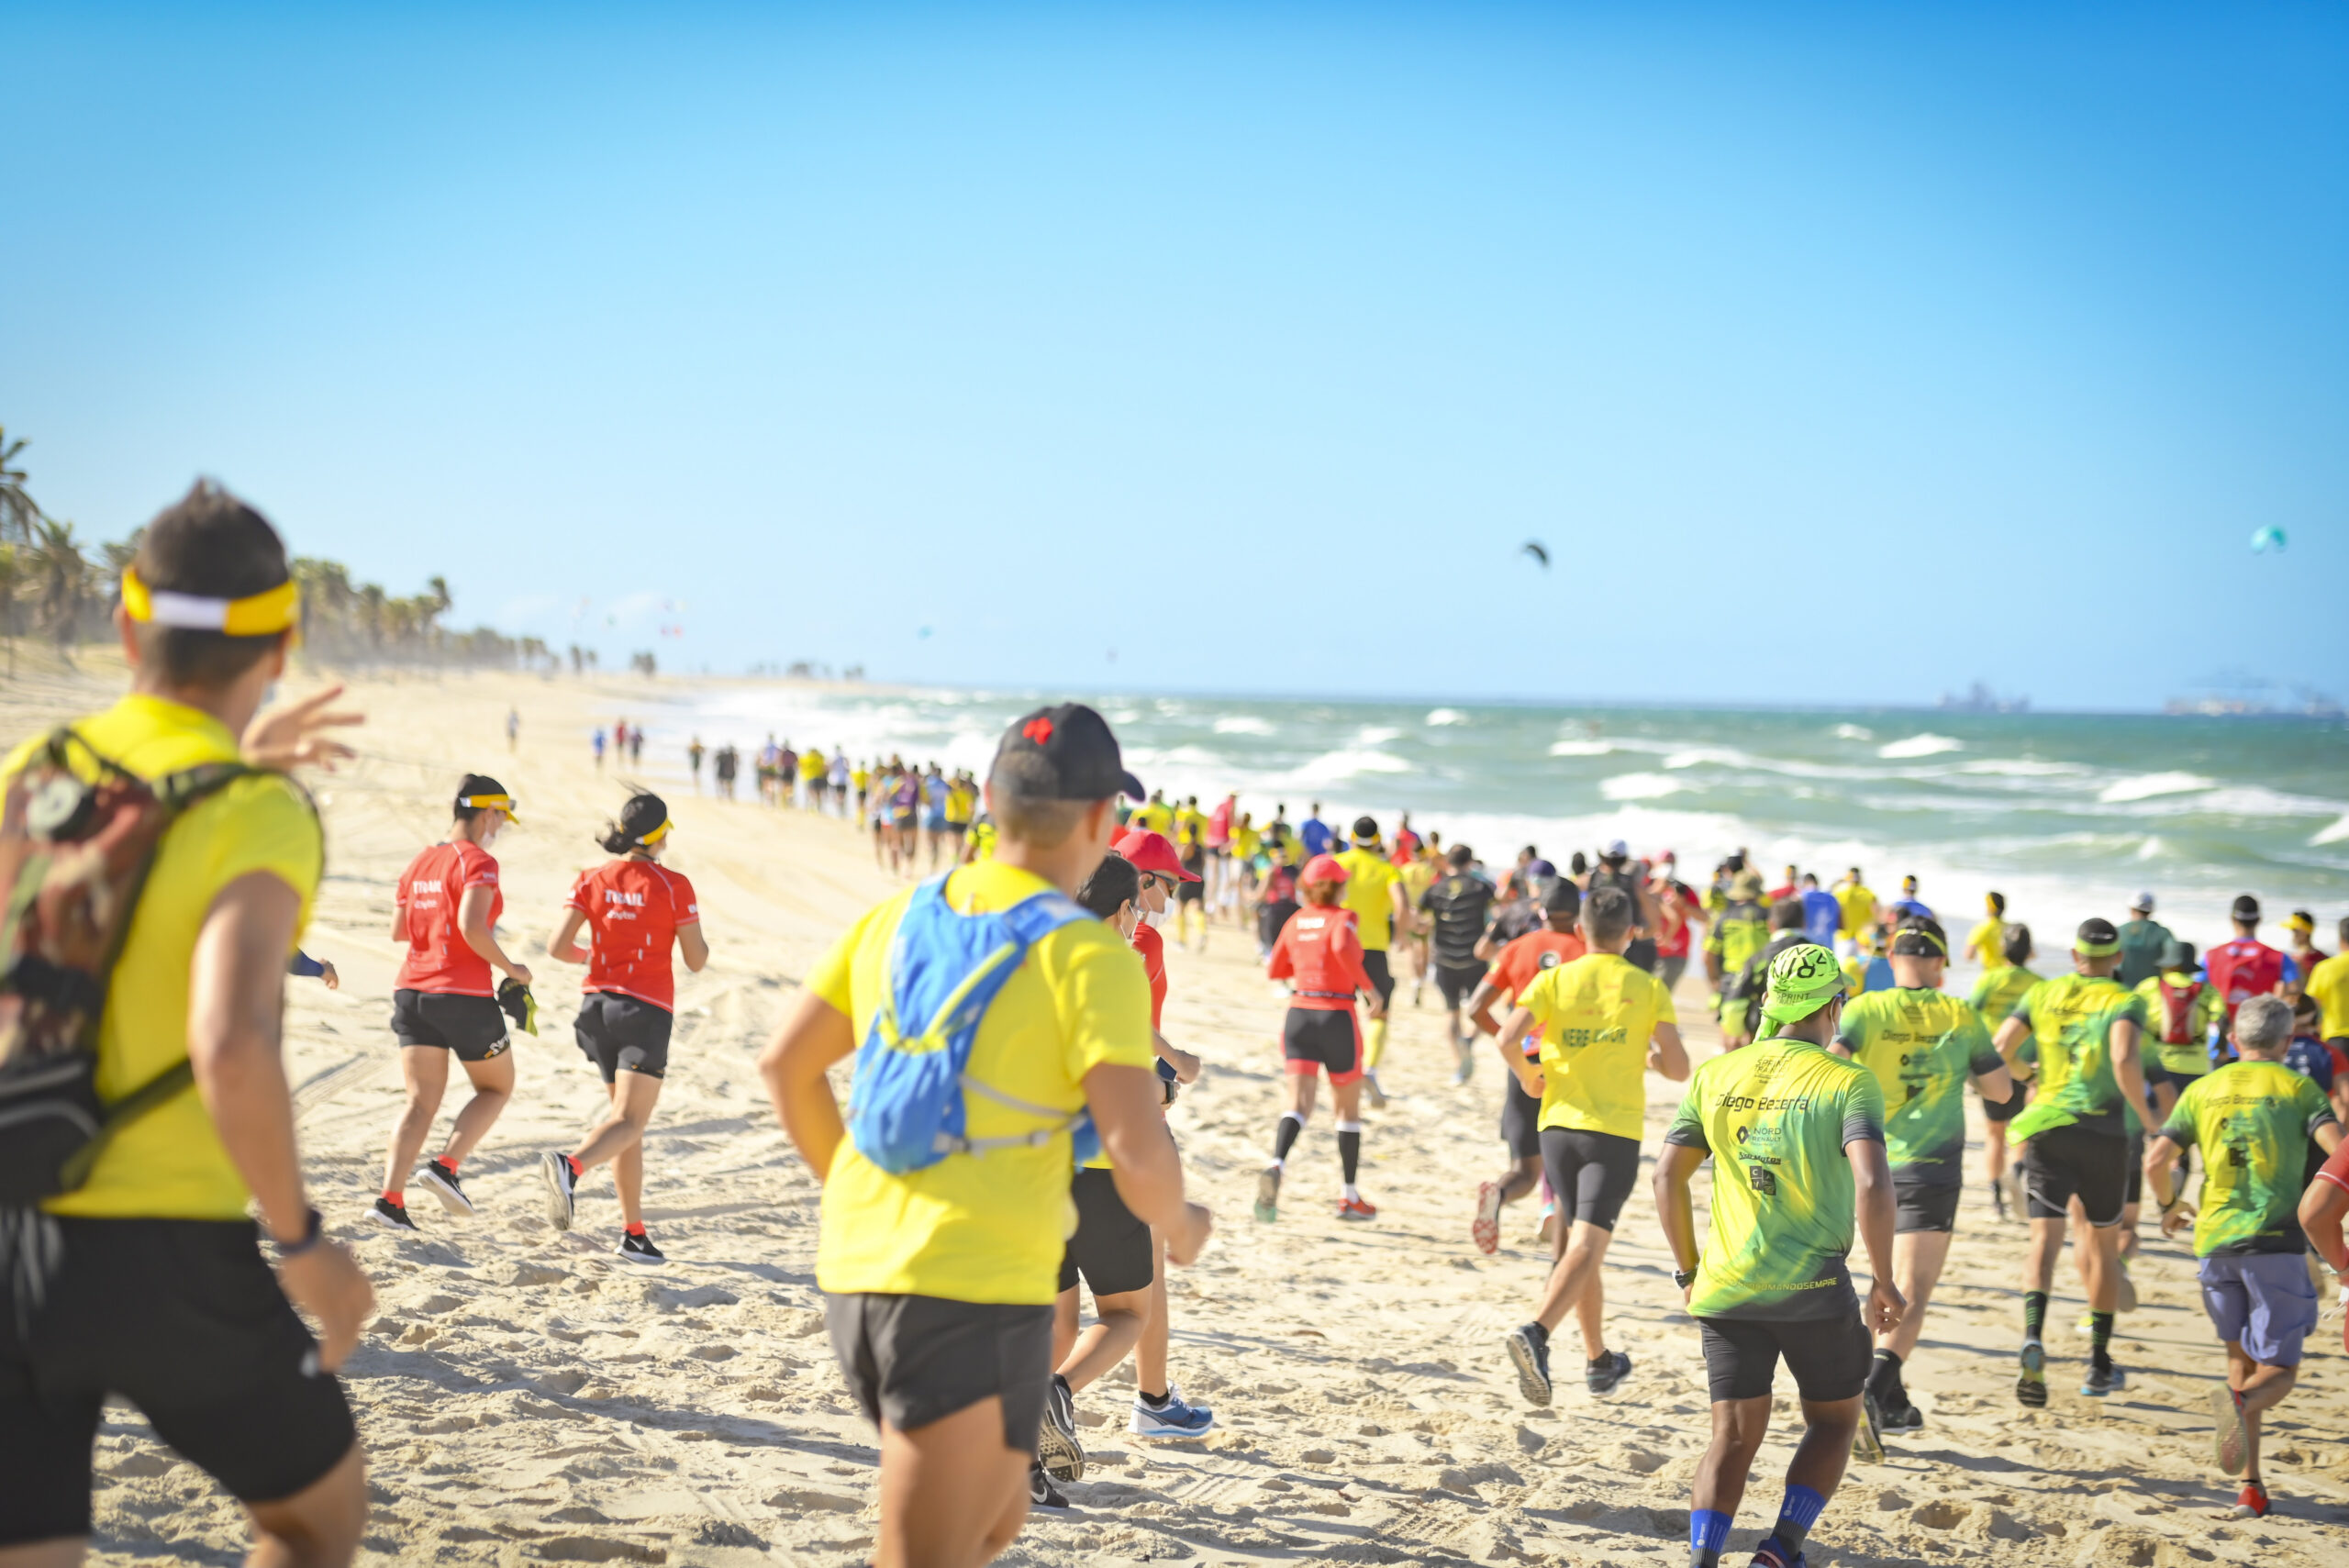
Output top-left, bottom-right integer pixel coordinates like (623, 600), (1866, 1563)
(1601, 773), (1684, 802)
(1958, 758), (2092, 778)
(1547, 740), (1616, 757)
(2098, 772), (2215, 805)
(1425, 708), (1468, 727)
(1878, 733), (1963, 759)
(1664, 746), (1749, 771)
(2313, 815), (2349, 847)
(2137, 836), (2165, 861)
(1833, 724), (1875, 741)
(1357, 726), (1402, 746)
(1286, 748), (1412, 784)
(1213, 715), (1275, 736)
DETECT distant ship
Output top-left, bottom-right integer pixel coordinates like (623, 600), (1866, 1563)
(1938, 681), (2029, 715)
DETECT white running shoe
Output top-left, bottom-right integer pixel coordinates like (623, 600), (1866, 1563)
(540, 1151), (577, 1231)
(1130, 1386), (1215, 1439)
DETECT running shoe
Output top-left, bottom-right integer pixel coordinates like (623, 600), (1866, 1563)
(1999, 1168), (2026, 1220)
(1130, 1388), (1216, 1439)
(1877, 1396), (1924, 1433)
(1853, 1390), (1886, 1463)
(1253, 1166), (1282, 1223)
(1029, 1462), (1071, 1511)
(1337, 1195), (1378, 1221)
(1364, 1072), (1387, 1109)
(415, 1159), (473, 1218)
(2080, 1361), (2124, 1398)
(1471, 1181), (1505, 1255)
(616, 1230), (666, 1266)
(2015, 1339), (2047, 1408)
(1748, 1543), (1805, 1568)
(1504, 1324), (1553, 1407)
(1038, 1373), (1085, 1483)
(1451, 1058), (1474, 1087)
(2230, 1480), (2268, 1519)
(2212, 1385), (2251, 1476)
(540, 1151), (578, 1231)
(1585, 1349), (1632, 1396)
(1989, 1177), (2008, 1221)
(371, 1195), (417, 1230)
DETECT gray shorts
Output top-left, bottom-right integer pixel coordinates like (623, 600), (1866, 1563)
(2199, 1253), (2320, 1368)
(824, 1293), (1052, 1451)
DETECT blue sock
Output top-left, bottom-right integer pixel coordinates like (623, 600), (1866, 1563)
(1689, 1507), (1731, 1568)
(1770, 1484), (1827, 1556)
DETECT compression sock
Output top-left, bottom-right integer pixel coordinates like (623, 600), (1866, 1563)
(1867, 1350), (1902, 1399)
(439, 1155), (460, 1172)
(380, 1189), (405, 1207)
(1761, 1483), (1827, 1561)
(2023, 1290), (2050, 1342)
(2090, 1311), (2115, 1371)
(1688, 1507), (1732, 1568)
(1336, 1120), (1364, 1185)
(1273, 1113), (1305, 1164)
(624, 1222), (647, 1238)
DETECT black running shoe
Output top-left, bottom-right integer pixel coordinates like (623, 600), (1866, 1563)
(616, 1230), (665, 1266)
(1505, 1324), (1553, 1407)
(1585, 1348), (1633, 1396)
(371, 1195), (417, 1230)
(1029, 1462), (1070, 1511)
(416, 1159), (473, 1218)
(1038, 1373), (1085, 1483)
(1877, 1396), (1924, 1433)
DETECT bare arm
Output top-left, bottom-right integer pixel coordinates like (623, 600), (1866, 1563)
(2143, 1133), (2193, 1232)
(1971, 1064), (2016, 1103)
(1497, 1006), (1543, 1095)
(2299, 1171), (2349, 1274)
(759, 989), (855, 1180)
(2109, 1018), (2149, 1118)
(1089, 1061), (1212, 1263)
(457, 884), (530, 984)
(547, 906), (591, 964)
(1647, 1020), (1689, 1082)
(188, 872), (373, 1369)
(1465, 979), (1505, 1038)
(1993, 1015), (2032, 1078)
(1653, 1142), (1707, 1287)
(1849, 1137), (1904, 1332)
(677, 921), (710, 973)
(391, 900), (407, 942)
(1152, 1031), (1201, 1083)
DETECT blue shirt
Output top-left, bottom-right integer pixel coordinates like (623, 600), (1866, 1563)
(1887, 897), (1933, 923)
(2286, 1035), (2336, 1093)
(1801, 889), (1843, 947)
(1299, 817), (1334, 857)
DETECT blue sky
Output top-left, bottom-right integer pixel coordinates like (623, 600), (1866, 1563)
(6, 3), (2343, 709)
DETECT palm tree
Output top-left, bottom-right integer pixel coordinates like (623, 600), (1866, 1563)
(0, 428), (40, 546)
(0, 543), (20, 676)
(31, 518), (90, 655)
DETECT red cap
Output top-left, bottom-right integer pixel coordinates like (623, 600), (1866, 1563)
(1300, 853), (1350, 884)
(1114, 828), (1200, 882)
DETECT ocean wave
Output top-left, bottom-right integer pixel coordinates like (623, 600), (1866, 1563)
(1425, 708), (1468, 726)
(1601, 772), (1685, 801)
(2313, 815), (2349, 847)
(1878, 733), (1963, 759)
(1664, 746), (1749, 771)
(1357, 726), (1402, 745)
(2098, 772), (2215, 804)
(1212, 715), (1275, 736)
(1957, 758), (2093, 778)
(1833, 724), (1875, 741)
(1286, 748), (1413, 784)
(1548, 740), (1616, 757)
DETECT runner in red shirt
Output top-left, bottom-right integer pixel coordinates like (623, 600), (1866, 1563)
(1258, 855), (1385, 1224)
(2298, 1138), (2349, 1354)
(2209, 895), (2300, 1058)
(1463, 880), (1588, 1251)
(377, 775), (531, 1230)
(540, 793), (708, 1263)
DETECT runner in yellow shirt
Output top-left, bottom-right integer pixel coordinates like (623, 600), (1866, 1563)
(1496, 887), (1688, 1406)
(1833, 868), (1878, 955)
(1965, 892), (2008, 969)
(760, 706), (1211, 1556)
(1334, 817), (1412, 1106)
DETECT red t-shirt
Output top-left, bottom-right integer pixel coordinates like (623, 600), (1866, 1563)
(1490, 929), (1589, 1052)
(565, 858), (700, 1011)
(1130, 920), (1168, 1032)
(1268, 905), (1372, 1011)
(2208, 939), (2289, 1019)
(396, 840), (503, 995)
(1259, 863), (1298, 906)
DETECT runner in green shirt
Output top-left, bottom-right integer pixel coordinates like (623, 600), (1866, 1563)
(1966, 922), (2040, 1219)
(1831, 917), (2011, 1435)
(1656, 943), (1900, 1568)
(1990, 917), (2152, 1406)
(2135, 939), (2223, 1122)
(2144, 995), (2341, 1520)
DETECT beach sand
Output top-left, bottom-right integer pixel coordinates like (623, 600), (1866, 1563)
(24, 662), (2346, 1567)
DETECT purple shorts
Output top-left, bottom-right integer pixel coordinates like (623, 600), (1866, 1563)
(2199, 1253), (2319, 1367)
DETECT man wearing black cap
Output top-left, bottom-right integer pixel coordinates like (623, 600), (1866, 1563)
(1419, 844), (1497, 1083)
(762, 704), (1213, 1563)
(2207, 896), (2300, 1059)
(1991, 917), (2153, 1405)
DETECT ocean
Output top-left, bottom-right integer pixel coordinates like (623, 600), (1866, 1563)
(667, 686), (2349, 953)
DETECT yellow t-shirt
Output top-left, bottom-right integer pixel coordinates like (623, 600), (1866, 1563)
(1230, 825), (1262, 860)
(1134, 801), (1174, 835)
(3, 695), (321, 1220)
(1172, 806), (1204, 843)
(1835, 883), (1877, 938)
(1520, 951), (1677, 1140)
(798, 750), (826, 781)
(1333, 846), (1403, 951)
(807, 860), (1154, 1305)
(2308, 952), (2349, 1041)
(1965, 916), (2005, 968)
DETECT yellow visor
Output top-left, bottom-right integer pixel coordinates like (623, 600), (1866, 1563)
(458, 793), (519, 822)
(120, 565), (299, 637)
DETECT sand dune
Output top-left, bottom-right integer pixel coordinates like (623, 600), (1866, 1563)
(24, 663), (2345, 1566)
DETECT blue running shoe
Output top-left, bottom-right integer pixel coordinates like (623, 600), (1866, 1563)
(1130, 1386), (1216, 1439)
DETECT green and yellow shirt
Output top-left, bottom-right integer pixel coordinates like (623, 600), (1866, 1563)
(2160, 1061), (2337, 1256)
(1664, 1038), (1885, 1320)
(1966, 963), (2040, 1040)
(1836, 988), (2000, 1184)
(2006, 973), (2147, 1140)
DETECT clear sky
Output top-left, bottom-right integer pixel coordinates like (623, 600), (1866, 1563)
(7, 3), (2343, 710)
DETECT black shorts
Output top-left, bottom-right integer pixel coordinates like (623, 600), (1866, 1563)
(824, 1292), (1052, 1451)
(2149, 1064), (2206, 1093)
(1538, 1127), (1642, 1232)
(1283, 1007), (1363, 1084)
(1698, 1310), (1873, 1403)
(391, 988), (510, 1062)
(1895, 1176), (1962, 1234)
(1500, 1070), (1542, 1160)
(2125, 1132), (2143, 1205)
(0, 1219), (356, 1544)
(1057, 1168), (1153, 1297)
(1176, 882), (1203, 906)
(1982, 1080), (2029, 1123)
(2022, 1122), (2131, 1227)
(1435, 962), (1488, 1008)
(1361, 948), (1396, 1006)
(1259, 900), (1297, 951)
(575, 992), (674, 1081)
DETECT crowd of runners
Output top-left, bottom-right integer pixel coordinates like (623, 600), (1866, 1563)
(7, 482), (2349, 1567)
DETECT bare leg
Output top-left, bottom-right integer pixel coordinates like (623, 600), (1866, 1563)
(1056, 1286), (1150, 1394)
(1531, 1220), (1616, 1360)
(2231, 1348), (2298, 1483)
(873, 1398), (1031, 1568)
(2024, 1215), (2065, 1295)
(1881, 1229), (1953, 1362)
(243, 1440), (367, 1568)
(1493, 1155), (1541, 1206)
(1690, 1395), (1771, 1523)
(383, 1048), (451, 1195)
(572, 1072), (663, 1229)
(1136, 1232), (1172, 1396)
(437, 1051), (515, 1166)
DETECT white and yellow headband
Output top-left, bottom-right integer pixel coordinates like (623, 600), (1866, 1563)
(120, 565), (299, 637)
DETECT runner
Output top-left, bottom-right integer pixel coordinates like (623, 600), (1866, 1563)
(376, 773), (528, 1229)
(2145, 995), (2341, 1519)
(1991, 917), (2154, 1404)
(1465, 879), (1586, 1251)
(758, 704), (1210, 1565)
(1798, 874), (1842, 949)
(1965, 892), (2008, 968)
(506, 706), (520, 752)
(1653, 860), (1707, 994)
(1334, 817), (1410, 1106)
(1173, 826), (1208, 949)
(2310, 918), (2349, 1078)
(1655, 943), (1901, 1568)
(1967, 923), (2043, 1220)
(687, 735), (706, 791)
(1832, 867), (1877, 955)
(1886, 875), (1931, 923)
(1419, 844), (1497, 1082)
(1397, 838), (1441, 1006)
(540, 793), (708, 1263)
(0, 484), (372, 1564)
(1253, 840), (1299, 960)
(1497, 887), (1688, 1406)
(797, 744), (827, 811)
(2137, 939), (2221, 1123)
(1259, 853), (1385, 1222)
(1586, 840), (1661, 973)
(1715, 888), (1805, 1051)
(1297, 801), (1334, 859)
(923, 762), (952, 870)
(2207, 896), (2299, 1046)
(1705, 871), (1770, 1030)
(1830, 917), (2013, 1433)
(945, 768), (977, 848)
(2117, 892), (2172, 988)
(593, 727), (607, 770)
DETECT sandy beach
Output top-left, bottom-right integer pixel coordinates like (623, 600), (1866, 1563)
(23, 662), (2346, 1568)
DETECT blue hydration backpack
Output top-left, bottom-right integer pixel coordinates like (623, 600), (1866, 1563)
(848, 875), (1100, 1174)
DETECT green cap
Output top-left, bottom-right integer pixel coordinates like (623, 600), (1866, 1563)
(1759, 941), (1848, 1027)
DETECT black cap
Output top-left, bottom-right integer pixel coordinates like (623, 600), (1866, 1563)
(994, 705), (1143, 801)
(2158, 938), (2196, 972)
(1353, 815), (1379, 841)
(2076, 916), (2120, 950)
(618, 793), (669, 842)
(1888, 917), (1948, 958)
(2231, 894), (2261, 923)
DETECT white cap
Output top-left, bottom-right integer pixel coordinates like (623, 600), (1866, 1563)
(1604, 838), (1629, 858)
(2131, 891), (2154, 912)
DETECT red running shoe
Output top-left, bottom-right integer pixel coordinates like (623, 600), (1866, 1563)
(1339, 1195), (1378, 1221)
(1471, 1182), (1503, 1253)
(2232, 1481), (2269, 1518)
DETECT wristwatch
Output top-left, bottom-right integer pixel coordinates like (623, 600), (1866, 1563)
(1674, 1268), (1698, 1289)
(271, 1206), (325, 1259)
